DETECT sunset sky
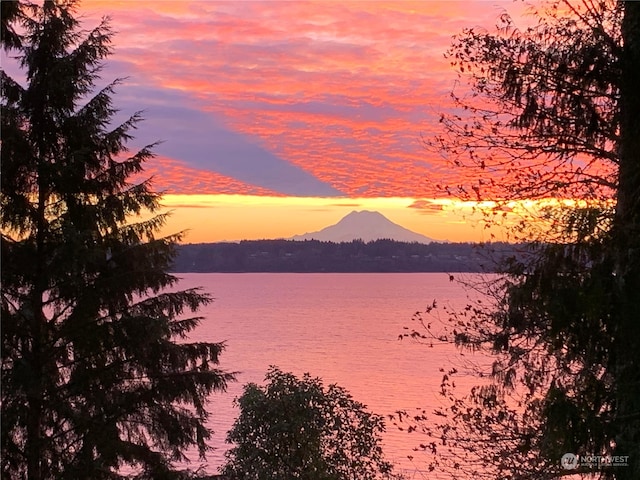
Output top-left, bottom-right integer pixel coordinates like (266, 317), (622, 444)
(7, 1), (539, 242)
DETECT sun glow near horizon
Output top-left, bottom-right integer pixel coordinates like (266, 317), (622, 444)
(153, 194), (595, 244)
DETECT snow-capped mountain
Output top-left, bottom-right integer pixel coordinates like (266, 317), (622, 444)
(291, 210), (434, 244)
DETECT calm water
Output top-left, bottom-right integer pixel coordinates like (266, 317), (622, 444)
(176, 273), (493, 475)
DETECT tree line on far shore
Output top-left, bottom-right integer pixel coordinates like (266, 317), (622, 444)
(172, 239), (521, 273)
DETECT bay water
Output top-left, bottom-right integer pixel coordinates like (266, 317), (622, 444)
(177, 272), (495, 476)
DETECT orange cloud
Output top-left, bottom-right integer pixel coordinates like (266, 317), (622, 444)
(408, 199), (445, 213)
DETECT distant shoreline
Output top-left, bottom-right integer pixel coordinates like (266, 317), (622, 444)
(171, 239), (520, 273)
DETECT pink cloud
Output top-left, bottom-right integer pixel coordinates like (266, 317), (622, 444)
(77, 1), (540, 198)
(137, 156), (283, 196)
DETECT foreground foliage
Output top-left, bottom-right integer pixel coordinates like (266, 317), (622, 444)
(222, 367), (400, 480)
(1, 2), (234, 478)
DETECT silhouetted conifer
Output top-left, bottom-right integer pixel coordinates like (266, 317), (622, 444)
(1, 2), (234, 479)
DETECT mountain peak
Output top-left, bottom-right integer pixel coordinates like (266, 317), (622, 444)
(291, 211), (434, 243)
(344, 210), (385, 218)
(339, 210), (386, 223)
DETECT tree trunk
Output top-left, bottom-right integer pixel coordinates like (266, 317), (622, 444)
(26, 163), (49, 480)
(614, 2), (640, 479)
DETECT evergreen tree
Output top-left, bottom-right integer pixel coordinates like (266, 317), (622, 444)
(1, 2), (234, 479)
(1, 0), (23, 50)
(398, 1), (640, 479)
